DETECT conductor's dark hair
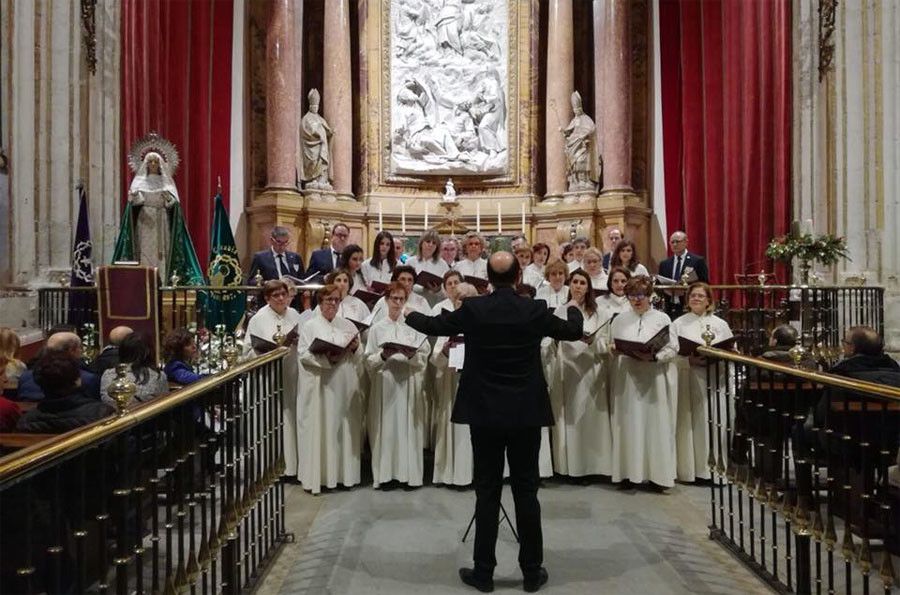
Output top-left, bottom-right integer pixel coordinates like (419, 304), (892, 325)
(487, 256), (520, 288)
(771, 324), (799, 347)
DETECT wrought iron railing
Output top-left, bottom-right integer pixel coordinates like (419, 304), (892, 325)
(0, 348), (290, 594)
(698, 346), (899, 594)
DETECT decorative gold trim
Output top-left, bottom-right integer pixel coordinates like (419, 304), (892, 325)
(818, 0), (837, 81)
(697, 346), (900, 402)
(0, 348), (289, 483)
(79, 0), (97, 75)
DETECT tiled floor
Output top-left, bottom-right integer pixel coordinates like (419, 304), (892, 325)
(254, 479), (773, 594)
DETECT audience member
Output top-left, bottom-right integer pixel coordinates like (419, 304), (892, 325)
(163, 329), (205, 385)
(760, 325), (817, 370)
(0, 327), (26, 397)
(89, 325), (133, 376)
(0, 356), (21, 431)
(100, 333), (169, 407)
(18, 331), (101, 401)
(16, 353), (115, 433)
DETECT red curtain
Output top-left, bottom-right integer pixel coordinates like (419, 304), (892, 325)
(121, 0), (234, 266)
(659, 0), (791, 284)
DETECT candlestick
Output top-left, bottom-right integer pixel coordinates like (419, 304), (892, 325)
(401, 202), (406, 234)
(424, 202), (429, 230)
(521, 203), (526, 234)
(476, 202), (481, 233)
(497, 203), (502, 235)
(378, 202), (383, 231)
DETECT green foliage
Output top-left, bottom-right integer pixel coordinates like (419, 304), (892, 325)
(765, 233), (850, 266)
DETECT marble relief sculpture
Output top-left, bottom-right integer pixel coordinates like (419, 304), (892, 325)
(390, 0), (509, 175)
(300, 88), (334, 190)
(562, 91), (599, 192)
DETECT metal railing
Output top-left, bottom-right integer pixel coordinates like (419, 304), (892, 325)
(0, 348), (290, 594)
(698, 346), (899, 594)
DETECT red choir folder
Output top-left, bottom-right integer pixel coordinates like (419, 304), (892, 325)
(614, 326), (671, 360)
(309, 333), (357, 357)
(415, 270), (444, 290)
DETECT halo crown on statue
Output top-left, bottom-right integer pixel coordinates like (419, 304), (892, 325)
(128, 131), (180, 176)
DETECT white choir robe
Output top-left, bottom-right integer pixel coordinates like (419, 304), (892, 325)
(338, 294), (371, 323)
(453, 257), (488, 280)
(609, 308), (679, 487)
(596, 293), (631, 317)
(365, 316), (430, 487)
(567, 260), (582, 273)
(348, 270), (367, 294)
(535, 285), (569, 309)
(523, 263), (545, 289)
(370, 291), (431, 324)
(627, 263), (651, 278)
(672, 312), (734, 482)
(407, 256), (450, 308)
(296, 311), (364, 494)
(430, 331), (473, 486)
(589, 272), (608, 291)
(361, 259), (393, 287)
(243, 305), (306, 476)
(548, 304), (613, 476)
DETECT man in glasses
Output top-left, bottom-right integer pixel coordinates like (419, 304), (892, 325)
(246, 226), (306, 284)
(306, 222), (351, 281)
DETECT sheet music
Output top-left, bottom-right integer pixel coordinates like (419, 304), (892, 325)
(448, 344), (465, 370)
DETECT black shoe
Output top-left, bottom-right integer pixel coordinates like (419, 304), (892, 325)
(459, 568), (494, 593)
(523, 567), (549, 592)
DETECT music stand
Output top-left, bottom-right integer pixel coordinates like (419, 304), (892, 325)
(461, 501), (519, 543)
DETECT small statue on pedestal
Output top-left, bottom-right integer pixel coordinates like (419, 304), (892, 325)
(300, 88), (334, 190)
(442, 178), (457, 202)
(561, 91), (599, 192)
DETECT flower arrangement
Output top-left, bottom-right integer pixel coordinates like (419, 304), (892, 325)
(765, 233), (850, 266)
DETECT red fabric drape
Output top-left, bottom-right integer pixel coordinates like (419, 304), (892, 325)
(659, 0), (791, 284)
(121, 0), (234, 266)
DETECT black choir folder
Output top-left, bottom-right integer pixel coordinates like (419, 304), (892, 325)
(677, 335), (737, 357)
(250, 324), (299, 353)
(614, 326), (670, 360)
(379, 336), (427, 359)
(415, 270), (444, 289)
(353, 289), (382, 308)
(309, 333), (358, 357)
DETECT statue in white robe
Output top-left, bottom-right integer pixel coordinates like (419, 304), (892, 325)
(296, 302), (363, 494)
(129, 151), (179, 275)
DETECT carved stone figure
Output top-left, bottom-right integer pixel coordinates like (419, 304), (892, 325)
(300, 88), (333, 190)
(562, 91), (599, 192)
(129, 151), (179, 274)
(443, 178), (457, 201)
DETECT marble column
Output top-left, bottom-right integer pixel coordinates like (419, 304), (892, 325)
(265, 0), (299, 189)
(544, 0), (574, 201)
(323, 0), (353, 197)
(599, 0), (633, 193)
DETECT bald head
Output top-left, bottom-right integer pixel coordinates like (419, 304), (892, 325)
(46, 332), (83, 359)
(487, 251), (520, 288)
(108, 326), (133, 346)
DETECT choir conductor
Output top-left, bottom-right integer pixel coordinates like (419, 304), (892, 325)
(406, 252), (584, 593)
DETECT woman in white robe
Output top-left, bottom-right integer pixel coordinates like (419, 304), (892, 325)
(406, 230), (450, 308)
(296, 284), (363, 494)
(430, 276), (477, 486)
(581, 247), (608, 292)
(243, 280), (307, 478)
(535, 260), (570, 308)
(596, 266), (632, 319)
(365, 282), (431, 488)
(610, 239), (650, 278)
(523, 242), (550, 290)
(609, 275), (679, 488)
(325, 269), (371, 324)
(361, 231), (396, 288)
(453, 232), (488, 280)
(370, 265), (431, 323)
(129, 151), (179, 274)
(548, 270), (613, 477)
(672, 282), (734, 482)
(338, 244), (368, 294)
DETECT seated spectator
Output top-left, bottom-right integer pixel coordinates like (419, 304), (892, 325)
(16, 353), (115, 433)
(100, 333), (168, 407)
(0, 327), (26, 398)
(163, 329), (205, 385)
(760, 324), (818, 371)
(89, 325), (133, 377)
(0, 356), (21, 431)
(17, 331), (101, 401)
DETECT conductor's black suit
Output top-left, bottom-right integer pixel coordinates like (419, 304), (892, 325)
(406, 286), (583, 584)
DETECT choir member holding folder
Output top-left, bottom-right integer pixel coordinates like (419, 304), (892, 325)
(338, 244), (367, 295)
(365, 282), (431, 488)
(406, 230), (450, 307)
(596, 267), (632, 319)
(581, 247), (608, 292)
(453, 232), (489, 291)
(361, 231), (397, 288)
(296, 284), (363, 494)
(369, 265), (431, 323)
(548, 270), (613, 478)
(535, 260), (569, 308)
(523, 242), (550, 289)
(324, 269), (372, 331)
(430, 279), (478, 486)
(244, 280), (306, 479)
(672, 282), (735, 482)
(609, 276), (679, 489)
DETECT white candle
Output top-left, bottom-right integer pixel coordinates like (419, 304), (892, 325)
(521, 203), (526, 233)
(401, 202), (406, 233)
(476, 202), (481, 233)
(497, 203), (502, 235)
(424, 202), (429, 230)
(378, 202), (383, 231)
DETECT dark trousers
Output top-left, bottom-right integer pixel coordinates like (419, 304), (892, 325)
(470, 425), (543, 579)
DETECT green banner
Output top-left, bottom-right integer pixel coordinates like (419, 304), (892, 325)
(203, 194), (245, 331)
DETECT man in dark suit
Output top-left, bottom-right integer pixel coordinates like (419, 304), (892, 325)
(245, 226), (305, 284)
(88, 325), (133, 376)
(305, 222), (351, 281)
(601, 227), (622, 270)
(406, 252), (583, 593)
(657, 231), (709, 318)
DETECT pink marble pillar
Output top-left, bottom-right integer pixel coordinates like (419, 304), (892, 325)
(545, 0), (575, 200)
(323, 0), (353, 196)
(599, 0), (633, 193)
(265, 0), (300, 189)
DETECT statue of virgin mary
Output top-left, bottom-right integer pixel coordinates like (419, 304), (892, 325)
(113, 133), (204, 285)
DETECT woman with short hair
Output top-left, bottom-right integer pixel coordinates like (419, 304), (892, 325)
(523, 243), (550, 289)
(535, 260), (570, 308)
(453, 232), (488, 280)
(406, 230), (450, 307)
